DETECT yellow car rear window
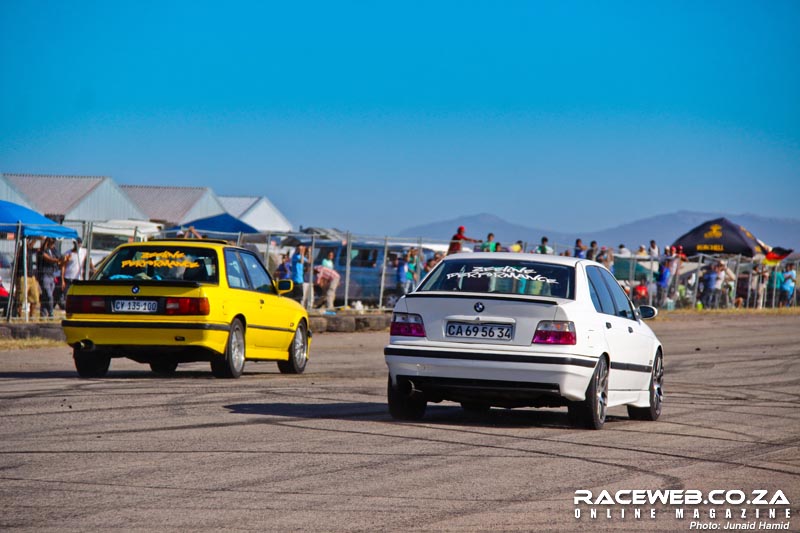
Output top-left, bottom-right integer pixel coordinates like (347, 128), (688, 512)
(96, 247), (219, 283)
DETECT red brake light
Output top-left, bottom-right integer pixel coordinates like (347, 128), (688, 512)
(66, 295), (106, 314)
(390, 313), (426, 337)
(165, 297), (210, 315)
(532, 321), (576, 345)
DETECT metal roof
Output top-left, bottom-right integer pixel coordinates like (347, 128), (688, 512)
(120, 185), (213, 223)
(219, 194), (293, 232)
(219, 195), (259, 218)
(3, 174), (105, 216)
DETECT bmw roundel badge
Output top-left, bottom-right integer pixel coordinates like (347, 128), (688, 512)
(131, 285), (140, 294)
(474, 302), (484, 313)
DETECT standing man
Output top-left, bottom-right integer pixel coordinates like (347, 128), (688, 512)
(573, 239), (587, 258)
(395, 254), (409, 295)
(290, 245), (308, 303)
(779, 263), (796, 307)
(314, 264), (341, 309)
(535, 236), (554, 254)
(586, 240), (599, 261)
(37, 238), (61, 318)
(405, 248), (420, 293)
(447, 226), (480, 255)
(61, 238), (93, 298)
(648, 240), (660, 259)
(752, 263), (768, 309)
(274, 254), (292, 280)
(15, 237), (40, 320)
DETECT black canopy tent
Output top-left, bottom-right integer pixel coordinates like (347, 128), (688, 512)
(672, 217), (764, 257)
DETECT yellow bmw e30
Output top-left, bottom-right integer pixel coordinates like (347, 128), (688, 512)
(62, 239), (310, 378)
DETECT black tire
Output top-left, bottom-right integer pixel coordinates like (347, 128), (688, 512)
(150, 360), (179, 376)
(74, 350), (110, 378)
(383, 291), (400, 308)
(211, 318), (245, 379)
(568, 357), (609, 430)
(461, 402), (491, 413)
(627, 351), (663, 421)
(277, 322), (308, 374)
(387, 375), (426, 420)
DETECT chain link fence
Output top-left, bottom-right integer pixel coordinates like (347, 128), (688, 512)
(2, 224), (796, 320)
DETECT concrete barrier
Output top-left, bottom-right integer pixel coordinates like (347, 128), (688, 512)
(308, 316), (328, 335)
(325, 315), (356, 333)
(355, 315), (389, 331)
(1, 313), (390, 340)
(1, 323), (67, 341)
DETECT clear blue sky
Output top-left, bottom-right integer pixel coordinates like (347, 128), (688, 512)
(2, 0), (798, 235)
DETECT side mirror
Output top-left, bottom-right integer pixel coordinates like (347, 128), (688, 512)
(638, 305), (658, 320)
(276, 279), (293, 295)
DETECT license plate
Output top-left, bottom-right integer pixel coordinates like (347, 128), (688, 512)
(113, 300), (158, 313)
(445, 322), (513, 341)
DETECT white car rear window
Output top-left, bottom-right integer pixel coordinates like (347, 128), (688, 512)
(418, 258), (574, 299)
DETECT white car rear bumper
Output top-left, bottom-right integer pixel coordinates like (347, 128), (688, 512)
(385, 344), (598, 402)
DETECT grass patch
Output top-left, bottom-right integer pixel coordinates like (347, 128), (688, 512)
(0, 338), (66, 351)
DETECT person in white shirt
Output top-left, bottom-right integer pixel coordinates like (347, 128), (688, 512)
(535, 236), (554, 254)
(61, 238), (93, 296)
(648, 240), (660, 259)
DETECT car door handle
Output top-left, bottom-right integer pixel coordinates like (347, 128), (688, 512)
(628, 326), (634, 333)
(606, 322), (612, 329)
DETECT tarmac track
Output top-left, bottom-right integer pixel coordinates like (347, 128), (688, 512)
(0, 313), (798, 532)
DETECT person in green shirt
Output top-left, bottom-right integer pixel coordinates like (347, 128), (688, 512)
(480, 233), (497, 252)
(405, 248), (420, 293)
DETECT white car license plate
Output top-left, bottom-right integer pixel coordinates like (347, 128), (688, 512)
(113, 300), (158, 313)
(445, 322), (513, 341)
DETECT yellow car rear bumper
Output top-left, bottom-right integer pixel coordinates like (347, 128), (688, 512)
(62, 319), (229, 355)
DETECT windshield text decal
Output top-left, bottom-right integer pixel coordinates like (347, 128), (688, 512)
(122, 251), (199, 269)
(446, 266), (558, 283)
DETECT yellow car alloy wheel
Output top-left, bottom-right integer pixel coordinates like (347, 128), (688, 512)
(211, 318), (245, 378)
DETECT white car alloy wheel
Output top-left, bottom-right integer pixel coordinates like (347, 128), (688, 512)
(627, 351), (663, 421)
(569, 357), (609, 430)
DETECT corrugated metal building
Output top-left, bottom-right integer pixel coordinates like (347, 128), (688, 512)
(120, 185), (225, 226)
(219, 195), (293, 232)
(0, 174), (36, 209)
(2, 174), (147, 222)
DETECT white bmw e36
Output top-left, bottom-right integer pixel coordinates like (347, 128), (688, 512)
(384, 252), (663, 429)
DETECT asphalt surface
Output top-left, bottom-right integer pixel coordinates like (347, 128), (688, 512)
(1, 313), (798, 532)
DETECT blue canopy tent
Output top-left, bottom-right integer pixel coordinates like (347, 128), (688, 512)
(1, 200), (79, 321)
(0, 200), (79, 239)
(167, 212), (259, 240)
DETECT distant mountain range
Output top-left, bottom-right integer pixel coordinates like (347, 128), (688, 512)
(398, 211), (800, 253)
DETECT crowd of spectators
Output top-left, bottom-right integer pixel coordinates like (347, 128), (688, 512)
(9, 227), (789, 316)
(443, 225), (797, 310)
(5, 236), (94, 320)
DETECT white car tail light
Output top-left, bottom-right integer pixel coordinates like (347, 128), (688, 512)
(532, 320), (576, 345)
(390, 312), (426, 337)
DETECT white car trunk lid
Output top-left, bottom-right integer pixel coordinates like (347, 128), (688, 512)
(402, 293), (560, 347)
